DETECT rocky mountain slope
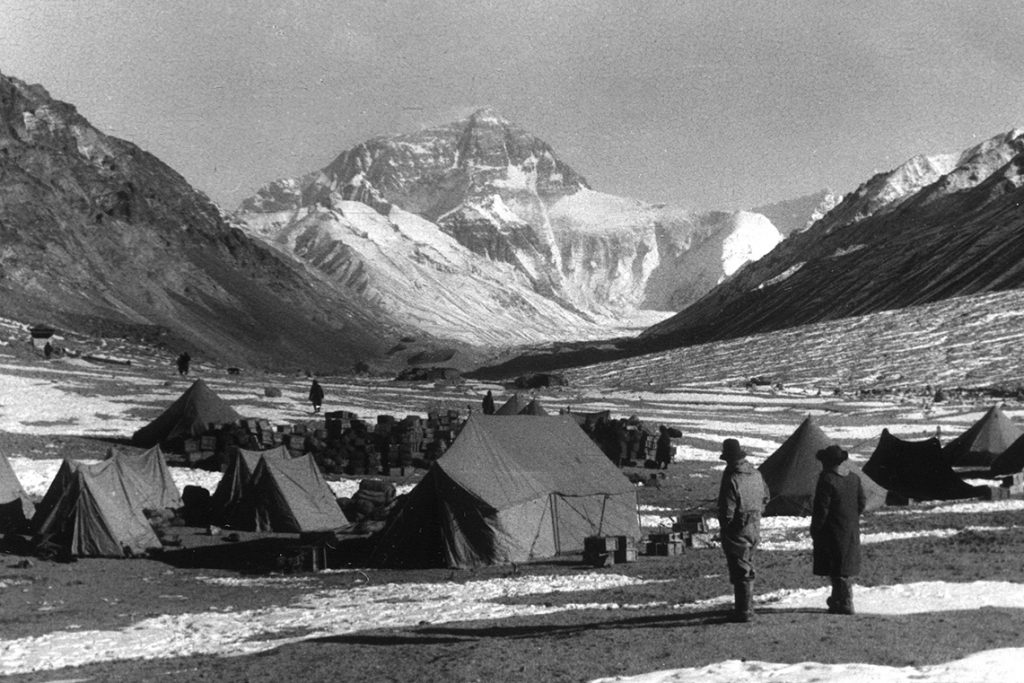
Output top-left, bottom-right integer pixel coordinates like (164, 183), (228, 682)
(235, 109), (783, 345)
(639, 129), (1024, 349)
(753, 189), (843, 237)
(0, 71), (403, 370)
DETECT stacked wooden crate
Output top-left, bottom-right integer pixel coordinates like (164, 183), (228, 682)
(582, 536), (637, 566)
(180, 418), (272, 467)
(645, 532), (684, 556)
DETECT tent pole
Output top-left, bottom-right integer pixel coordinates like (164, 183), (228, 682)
(550, 493), (561, 555)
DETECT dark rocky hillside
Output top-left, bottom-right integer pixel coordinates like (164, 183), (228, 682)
(640, 130), (1024, 348)
(0, 71), (403, 370)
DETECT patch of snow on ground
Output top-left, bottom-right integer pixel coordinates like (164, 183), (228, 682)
(0, 573), (657, 676)
(591, 648), (1023, 683)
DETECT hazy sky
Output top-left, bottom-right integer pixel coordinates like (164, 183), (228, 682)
(3, 1), (1024, 211)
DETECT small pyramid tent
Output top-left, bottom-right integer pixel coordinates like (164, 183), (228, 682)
(131, 379), (242, 448)
(865, 429), (983, 500)
(209, 446), (289, 527)
(941, 404), (1023, 468)
(494, 394), (526, 415)
(519, 398), (549, 416)
(990, 432), (1024, 476)
(107, 446), (182, 510)
(0, 450), (34, 533)
(758, 416), (886, 516)
(371, 415), (641, 568)
(31, 459), (161, 557)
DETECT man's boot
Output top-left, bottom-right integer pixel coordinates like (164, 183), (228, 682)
(827, 577), (842, 613)
(838, 578), (855, 615)
(731, 580), (754, 622)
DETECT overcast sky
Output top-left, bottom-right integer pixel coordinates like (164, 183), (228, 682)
(3, 1), (1023, 212)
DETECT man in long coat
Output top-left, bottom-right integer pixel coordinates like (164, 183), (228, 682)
(811, 444), (866, 615)
(717, 438), (769, 622)
(308, 379), (325, 414)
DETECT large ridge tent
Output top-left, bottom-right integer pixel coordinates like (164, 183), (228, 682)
(864, 429), (983, 501)
(131, 379), (242, 448)
(758, 416), (886, 516)
(941, 404), (1023, 468)
(107, 445), (182, 510)
(211, 446), (345, 532)
(31, 459), (162, 557)
(371, 415), (642, 568)
(0, 450), (35, 533)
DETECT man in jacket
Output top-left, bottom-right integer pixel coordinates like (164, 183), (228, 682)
(717, 438), (769, 622)
(811, 444), (866, 615)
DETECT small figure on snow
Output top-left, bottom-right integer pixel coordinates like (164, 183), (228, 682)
(308, 379), (325, 414)
(176, 352), (191, 376)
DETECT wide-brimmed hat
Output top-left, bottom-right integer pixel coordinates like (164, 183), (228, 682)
(720, 438), (746, 462)
(816, 444), (848, 466)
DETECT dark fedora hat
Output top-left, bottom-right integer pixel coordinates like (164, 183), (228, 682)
(816, 444), (848, 466)
(720, 438), (746, 462)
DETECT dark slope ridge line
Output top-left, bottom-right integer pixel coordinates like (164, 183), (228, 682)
(639, 158), (1024, 348)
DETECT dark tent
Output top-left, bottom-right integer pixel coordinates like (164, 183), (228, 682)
(941, 404), (1023, 468)
(864, 429), (983, 501)
(759, 416), (886, 516)
(519, 398), (549, 416)
(106, 445), (182, 510)
(371, 415), (641, 568)
(209, 446), (288, 527)
(0, 450), (34, 533)
(494, 394), (548, 416)
(131, 379), (242, 448)
(211, 446), (345, 532)
(494, 393), (526, 415)
(31, 459), (161, 557)
(990, 432), (1024, 476)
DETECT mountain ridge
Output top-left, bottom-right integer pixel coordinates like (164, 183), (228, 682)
(235, 108), (784, 344)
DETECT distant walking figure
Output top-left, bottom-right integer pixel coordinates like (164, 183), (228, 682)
(176, 352), (191, 376)
(655, 425), (681, 469)
(717, 438), (769, 622)
(43, 341), (54, 359)
(308, 379), (325, 414)
(811, 444), (866, 615)
(482, 390), (496, 415)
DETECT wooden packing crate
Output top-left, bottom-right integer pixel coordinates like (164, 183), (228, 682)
(199, 435), (217, 451)
(613, 547), (638, 563)
(648, 532), (682, 545)
(584, 536), (618, 553)
(981, 485), (1011, 501)
(678, 514), (712, 533)
(645, 541), (684, 557)
(1002, 472), (1024, 488)
(687, 533), (718, 549)
(183, 438), (199, 454)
